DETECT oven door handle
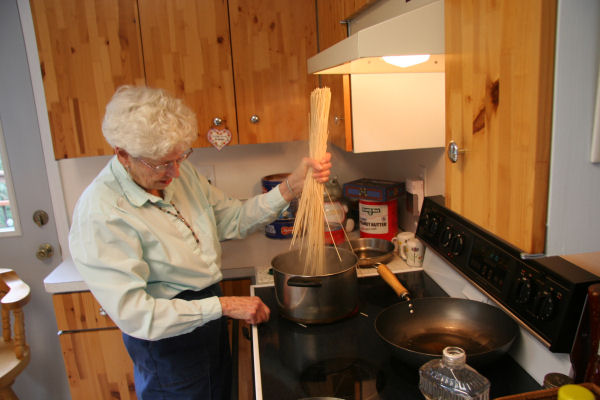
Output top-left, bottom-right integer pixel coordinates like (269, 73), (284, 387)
(287, 276), (322, 287)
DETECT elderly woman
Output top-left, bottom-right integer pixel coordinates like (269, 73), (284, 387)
(69, 85), (331, 399)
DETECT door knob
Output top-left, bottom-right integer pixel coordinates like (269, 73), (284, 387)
(447, 140), (466, 163)
(36, 243), (54, 260)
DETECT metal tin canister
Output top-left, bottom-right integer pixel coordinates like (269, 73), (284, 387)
(342, 178), (403, 241)
(359, 198), (398, 241)
(261, 173), (296, 239)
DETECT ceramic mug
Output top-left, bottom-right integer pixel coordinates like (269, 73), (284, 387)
(401, 237), (425, 267)
(392, 231), (415, 256)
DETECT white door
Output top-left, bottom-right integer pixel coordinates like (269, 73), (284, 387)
(0, 0), (70, 398)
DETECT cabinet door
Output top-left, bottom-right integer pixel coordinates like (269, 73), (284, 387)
(445, 0), (557, 254)
(138, 0), (238, 148)
(229, 0), (319, 144)
(30, 0), (145, 159)
(59, 329), (136, 400)
(53, 291), (116, 331)
(316, 0), (353, 151)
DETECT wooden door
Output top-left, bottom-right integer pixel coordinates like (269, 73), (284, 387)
(0, 4), (67, 396)
(444, 0), (557, 254)
(229, 0), (319, 144)
(29, 0), (145, 159)
(138, 0), (238, 148)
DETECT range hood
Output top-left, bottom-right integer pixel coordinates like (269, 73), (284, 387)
(308, 0), (444, 74)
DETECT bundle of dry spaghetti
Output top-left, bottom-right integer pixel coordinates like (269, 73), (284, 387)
(290, 87), (331, 276)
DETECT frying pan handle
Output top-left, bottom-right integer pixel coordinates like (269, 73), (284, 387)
(375, 263), (410, 300)
(287, 276), (322, 287)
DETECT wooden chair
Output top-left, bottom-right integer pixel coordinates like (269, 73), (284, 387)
(0, 269), (31, 400)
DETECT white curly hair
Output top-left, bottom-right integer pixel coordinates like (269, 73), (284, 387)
(102, 85), (198, 159)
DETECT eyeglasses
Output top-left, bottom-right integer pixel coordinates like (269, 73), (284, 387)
(134, 148), (193, 171)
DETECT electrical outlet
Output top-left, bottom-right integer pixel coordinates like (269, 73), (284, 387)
(196, 165), (216, 185)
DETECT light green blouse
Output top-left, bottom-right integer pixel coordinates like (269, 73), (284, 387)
(69, 156), (287, 340)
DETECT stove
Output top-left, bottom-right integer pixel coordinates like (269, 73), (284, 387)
(251, 270), (540, 399)
(251, 197), (599, 398)
(417, 196), (600, 352)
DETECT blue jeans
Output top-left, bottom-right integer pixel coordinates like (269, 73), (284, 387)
(122, 284), (232, 400)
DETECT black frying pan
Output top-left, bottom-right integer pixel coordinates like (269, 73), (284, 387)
(374, 275), (518, 368)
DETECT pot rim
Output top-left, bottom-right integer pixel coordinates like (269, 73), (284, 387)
(271, 247), (358, 277)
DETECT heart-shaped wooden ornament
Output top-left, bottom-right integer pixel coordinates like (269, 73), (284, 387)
(207, 128), (232, 151)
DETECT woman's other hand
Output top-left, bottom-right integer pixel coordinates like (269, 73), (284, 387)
(281, 152), (332, 201)
(219, 296), (271, 325)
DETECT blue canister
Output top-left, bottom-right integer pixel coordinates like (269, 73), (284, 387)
(261, 173), (297, 238)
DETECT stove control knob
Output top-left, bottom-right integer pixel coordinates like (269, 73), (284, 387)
(450, 234), (465, 256)
(536, 290), (557, 321)
(440, 226), (452, 247)
(515, 277), (534, 304)
(428, 216), (441, 236)
(420, 213), (433, 234)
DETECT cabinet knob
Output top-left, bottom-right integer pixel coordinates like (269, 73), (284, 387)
(250, 115), (260, 124)
(98, 307), (107, 316)
(213, 117), (223, 126)
(447, 140), (466, 163)
(334, 116), (344, 125)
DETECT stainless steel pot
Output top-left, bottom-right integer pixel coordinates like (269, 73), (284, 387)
(271, 247), (359, 324)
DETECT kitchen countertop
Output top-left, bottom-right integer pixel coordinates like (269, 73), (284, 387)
(44, 230), (420, 293)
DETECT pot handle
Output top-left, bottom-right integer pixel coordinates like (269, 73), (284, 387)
(375, 263), (410, 301)
(287, 276), (323, 287)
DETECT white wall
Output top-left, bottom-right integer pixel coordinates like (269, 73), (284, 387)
(546, 0), (600, 256)
(59, 142), (445, 227)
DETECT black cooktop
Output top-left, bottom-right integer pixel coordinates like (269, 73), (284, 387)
(252, 270), (541, 400)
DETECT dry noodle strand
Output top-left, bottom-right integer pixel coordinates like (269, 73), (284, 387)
(290, 87), (331, 276)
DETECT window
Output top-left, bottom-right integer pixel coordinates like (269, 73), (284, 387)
(0, 120), (20, 236)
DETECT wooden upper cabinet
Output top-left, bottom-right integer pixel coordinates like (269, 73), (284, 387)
(31, 0), (319, 158)
(444, 0), (557, 254)
(316, 0), (352, 151)
(138, 0), (238, 148)
(314, 0), (379, 152)
(229, 0), (318, 144)
(30, 0), (145, 160)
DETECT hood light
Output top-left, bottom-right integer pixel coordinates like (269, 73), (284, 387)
(383, 55), (431, 68)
